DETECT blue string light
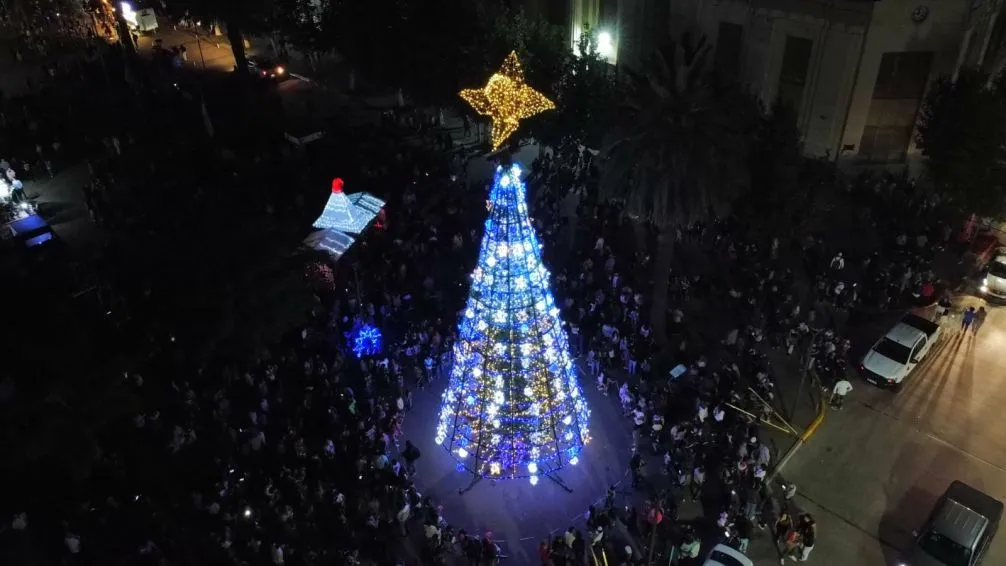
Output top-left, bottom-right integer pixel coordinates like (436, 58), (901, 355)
(436, 163), (591, 483)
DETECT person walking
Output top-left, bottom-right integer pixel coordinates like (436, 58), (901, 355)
(972, 306), (988, 336)
(962, 306), (976, 333)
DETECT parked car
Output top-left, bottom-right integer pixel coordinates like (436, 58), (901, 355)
(247, 57), (289, 81)
(979, 250), (1006, 300)
(859, 312), (941, 388)
(898, 480), (1002, 566)
(701, 544), (753, 566)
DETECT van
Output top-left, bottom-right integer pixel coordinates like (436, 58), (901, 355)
(979, 252), (1006, 300)
(899, 481), (1003, 566)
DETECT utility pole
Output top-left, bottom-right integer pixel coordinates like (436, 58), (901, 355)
(791, 327), (824, 420)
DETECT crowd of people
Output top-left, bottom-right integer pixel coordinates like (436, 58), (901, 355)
(1, 20), (966, 566)
(517, 148), (955, 564)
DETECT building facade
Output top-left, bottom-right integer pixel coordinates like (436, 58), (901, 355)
(569, 0), (1004, 170)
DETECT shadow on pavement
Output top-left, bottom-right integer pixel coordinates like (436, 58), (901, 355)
(879, 485), (936, 564)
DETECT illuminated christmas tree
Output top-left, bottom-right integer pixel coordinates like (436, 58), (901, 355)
(435, 163), (590, 484)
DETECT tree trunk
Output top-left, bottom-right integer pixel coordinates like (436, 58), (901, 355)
(634, 220), (647, 253)
(649, 224), (674, 344)
(225, 18), (248, 74)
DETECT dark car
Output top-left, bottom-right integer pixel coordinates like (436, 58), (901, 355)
(900, 481), (1003, 566)
(247, 56), (289, 81)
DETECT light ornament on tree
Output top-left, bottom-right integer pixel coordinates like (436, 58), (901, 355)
(459, 51), (556, 151)
(436, 163), (590, 482)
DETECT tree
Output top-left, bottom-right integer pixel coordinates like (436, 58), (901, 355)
(745, 99), (805, 234)
(599, 37), (760, 342)
(436, 164), (590, 480)
(0, 261), (140, 561)
(268, 0), (331, 62)
(916, 67), (1006, 216)
(103, 201), (319, 364)
(531, 25), (618, 151)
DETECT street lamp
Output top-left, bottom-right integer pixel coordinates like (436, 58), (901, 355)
(596, 31), (614, 59)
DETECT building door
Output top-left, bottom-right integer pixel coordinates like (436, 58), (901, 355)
(777, 36), (814, 113)
(858, 51), (933, 162)
(715, 22), (744, 79)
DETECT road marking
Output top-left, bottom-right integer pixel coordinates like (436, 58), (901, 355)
(854, 396), (1006, 476)
(922, 430), (1006, 474)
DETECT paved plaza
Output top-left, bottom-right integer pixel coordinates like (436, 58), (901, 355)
(402, 375), (634, 564)
(783, 296), (1006, 565)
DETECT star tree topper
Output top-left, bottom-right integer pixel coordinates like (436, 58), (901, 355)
(460, 51), (555, 151)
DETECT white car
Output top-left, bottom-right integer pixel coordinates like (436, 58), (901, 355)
(979, 252), (1006, 300)
(860, 312), (941, 388)
(702, 544), (753, 566)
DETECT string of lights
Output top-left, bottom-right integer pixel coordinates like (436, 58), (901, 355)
(459, 51), (556, 151)
(436, 164), (590, 484)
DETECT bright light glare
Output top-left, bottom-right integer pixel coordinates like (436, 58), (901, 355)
(529, 475), (539, 486)
(597, 31), (614, 58)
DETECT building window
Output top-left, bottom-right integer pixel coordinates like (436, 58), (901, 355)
(859, 51), (933, 162)
(777, 36), (813, 113)
(715, 22), (743, 78)
(599, 0), (617, 29)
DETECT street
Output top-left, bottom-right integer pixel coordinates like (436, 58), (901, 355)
(783, 296), (1006, 565)
(137, 28), (401, 122)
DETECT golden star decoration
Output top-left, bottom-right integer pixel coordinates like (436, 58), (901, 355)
(459, 51), (556, 151)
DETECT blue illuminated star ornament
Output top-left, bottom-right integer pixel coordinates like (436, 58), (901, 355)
(436, 163), (591, 483)
(347, 321), (383, 358)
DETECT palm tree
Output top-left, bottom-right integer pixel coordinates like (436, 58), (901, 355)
(599, 35), (760, 342)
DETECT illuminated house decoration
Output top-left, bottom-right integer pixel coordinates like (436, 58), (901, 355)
(347, 321), (383, 358)
(459, 51), (555, 151)
(303, 229), (355, 259)
(435, 164), (590, 484)
(312, 178), (385, 235)
(305, 177), (386, 258)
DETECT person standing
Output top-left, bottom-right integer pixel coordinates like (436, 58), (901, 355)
(402, 440), (421, 475)
(973, 306), (988, 336)
(780, 528), (801, 564)
(830, 379), (853, 409)
(798, 514), (817, 562)
(630, 453), (645, 488)
(678, 531), (701, 564)
(691, 466), (705, 501)
(735, 514), (753, 554)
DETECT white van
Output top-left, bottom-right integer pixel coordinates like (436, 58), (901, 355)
(980, 252), (1006, 300)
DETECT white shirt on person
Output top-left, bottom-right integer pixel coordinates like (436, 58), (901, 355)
(833, 380), (853, 396)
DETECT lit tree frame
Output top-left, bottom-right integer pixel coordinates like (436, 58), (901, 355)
(435, 164), (590, 484)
